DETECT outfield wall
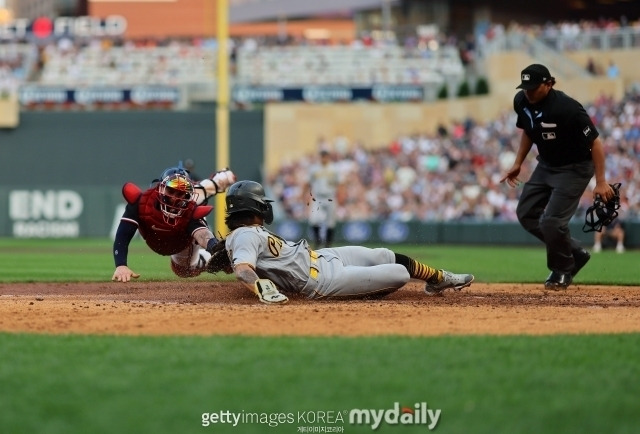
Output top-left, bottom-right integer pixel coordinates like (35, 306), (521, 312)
(0, 110), (636, 246)
(0, 110), (264, 188)
(273, 219), (640, 248)
(0, 184), (637, 247)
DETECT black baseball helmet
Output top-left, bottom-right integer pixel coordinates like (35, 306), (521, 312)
(225, 180), (274, 224)
(151, 161), (191, 187)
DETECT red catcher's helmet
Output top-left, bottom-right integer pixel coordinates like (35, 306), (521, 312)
(157, 173), (195, 225)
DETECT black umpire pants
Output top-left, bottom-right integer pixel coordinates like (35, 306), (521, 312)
(516, 159), (594, 274)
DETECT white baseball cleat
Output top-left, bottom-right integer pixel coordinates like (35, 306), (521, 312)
(425, 270), (474, 295)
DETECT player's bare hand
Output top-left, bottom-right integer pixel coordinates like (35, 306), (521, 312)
(499, 166), (523, 188)
(593, 181), (614, 202)
(112, 265), (140, 282)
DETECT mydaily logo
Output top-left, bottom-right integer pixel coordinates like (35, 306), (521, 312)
(201, 402), (442, 430)
(349, 402), (441, 430)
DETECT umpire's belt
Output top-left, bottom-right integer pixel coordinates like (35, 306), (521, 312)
(309, 250), (320, 279)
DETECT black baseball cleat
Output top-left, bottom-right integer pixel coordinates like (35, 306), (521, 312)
(545, 271), (573, 290)
(571, 248), (591, 278)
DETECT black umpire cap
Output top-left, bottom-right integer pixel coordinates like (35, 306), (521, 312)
(517, 64), (553, 90)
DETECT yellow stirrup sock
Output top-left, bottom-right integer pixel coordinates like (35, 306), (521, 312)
(410, 259), (442, 283)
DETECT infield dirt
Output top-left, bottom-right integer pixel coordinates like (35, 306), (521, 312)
(1, 282), (639, 336)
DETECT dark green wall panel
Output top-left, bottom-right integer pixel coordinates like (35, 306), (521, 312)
(0, 110), (264, 188)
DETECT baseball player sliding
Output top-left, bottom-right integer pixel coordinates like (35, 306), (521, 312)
(111, 163), (236, 282)
(206, 180), (474, 304)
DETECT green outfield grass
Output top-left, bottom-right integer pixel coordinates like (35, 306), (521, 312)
(0, 237), (637, 285)
(1, 238), (639, 434)
(1, 333), (639, 434)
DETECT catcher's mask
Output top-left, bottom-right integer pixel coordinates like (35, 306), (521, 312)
(225, 180), (274, 224)
(583, 182), (622, 233)
(157, 173), (195, 225)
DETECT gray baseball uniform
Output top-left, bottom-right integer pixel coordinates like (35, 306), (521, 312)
(225, 225), (410, 299)
(308, 160), (339, 228)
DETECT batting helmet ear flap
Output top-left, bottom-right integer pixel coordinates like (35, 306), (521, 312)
(582, 183), (622, 233)
(263, 202), (274, 224)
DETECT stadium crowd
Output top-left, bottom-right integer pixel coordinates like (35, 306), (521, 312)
(2, 16), (639, 225)
(267, 85), (640, 223)
(0, 42), (38, 94)
(0, 16), (636, 89)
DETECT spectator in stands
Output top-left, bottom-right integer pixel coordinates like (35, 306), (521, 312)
(268, 84), (640, 226)
(593, 220), (626, 253)
(607, 61), (620, 79)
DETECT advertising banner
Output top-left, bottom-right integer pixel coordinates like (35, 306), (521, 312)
(233, 84), (425, 103)
(0, 15), (127, 41)
(18, 85), (181, 108)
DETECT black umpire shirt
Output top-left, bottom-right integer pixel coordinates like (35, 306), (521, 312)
(513, 89), (598, 167)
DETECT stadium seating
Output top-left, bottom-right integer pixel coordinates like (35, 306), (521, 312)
(33, 38), (464, 88)
(0, 43), (38, 85)
(38, 42), (217, 86)
(267, 89), (640, 223)
(234, 44), (463, 86)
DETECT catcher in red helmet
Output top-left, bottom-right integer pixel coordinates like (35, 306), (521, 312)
(111, 163), (236, 282)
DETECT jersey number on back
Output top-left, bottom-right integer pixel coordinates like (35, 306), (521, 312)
(267, 235), (283, 257)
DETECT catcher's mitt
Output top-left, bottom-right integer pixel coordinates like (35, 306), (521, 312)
(205, 238), (233, 274)
(582, 182), (622, 233)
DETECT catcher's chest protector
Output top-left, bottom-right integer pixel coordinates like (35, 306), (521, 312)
(129, 185), (195, 255)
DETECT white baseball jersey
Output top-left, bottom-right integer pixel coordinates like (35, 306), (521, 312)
(308, 161), (339, 227)
(225, 225), (410, 299)
(309, 161), (338, 198)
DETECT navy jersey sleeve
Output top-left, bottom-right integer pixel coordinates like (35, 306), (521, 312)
(113, 202), (141, 267)
(120, 202), (140, 224)
(187, 216), (209, 235)
(113, 219), (138, 267)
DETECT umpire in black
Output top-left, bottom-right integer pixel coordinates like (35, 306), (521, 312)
(500, 64), (616, 289)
